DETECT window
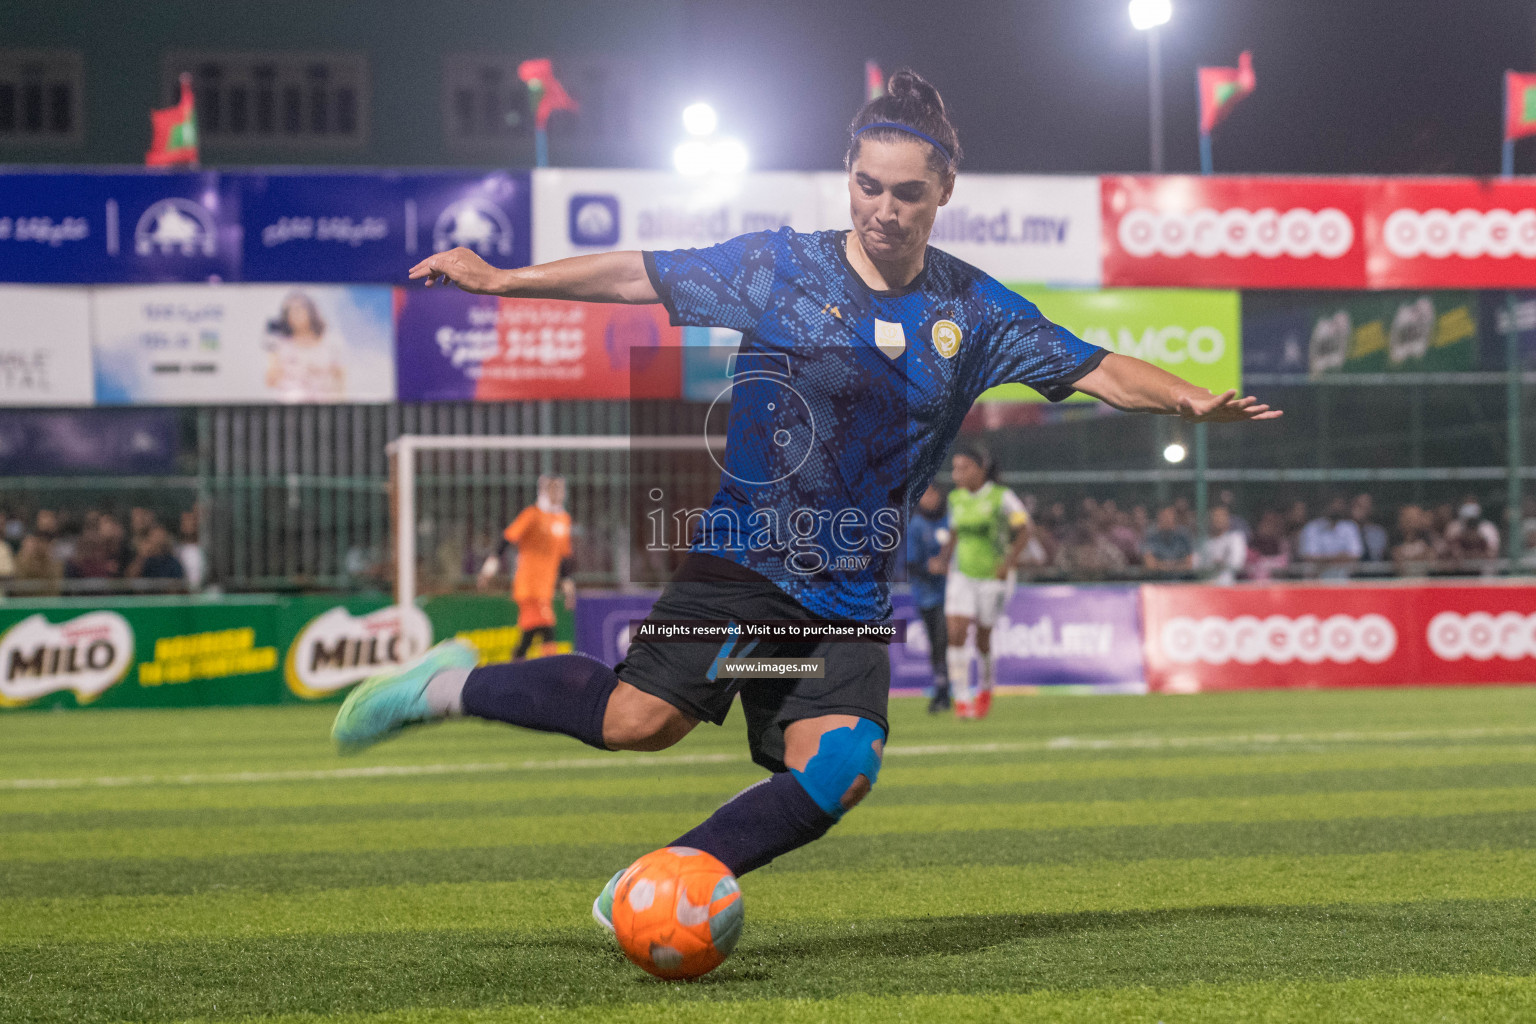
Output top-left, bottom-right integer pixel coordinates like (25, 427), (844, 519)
(162, 52), (368, 149)
(441, 54), (639, 155)
(0, 50), (83, 144)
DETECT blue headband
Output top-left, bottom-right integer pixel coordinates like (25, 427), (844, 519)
(854, 121), (953, 163)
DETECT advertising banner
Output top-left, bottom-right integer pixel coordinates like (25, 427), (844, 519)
(242, 173), (405, 283)
(891, 586), (1145, 692)
(0, 171), (530, 286)
(815, 172), (1102, 286)
(0, 172), (242, 284)
(1141, 584), (1536, 693)
(576, 587), (1144, 693)
(981, 287), (1241, 402)
(394, 287), (680, 401)
(1102, 176), (1368, 289)
(92, 284), (396, 404)
(532, 169), (821, 262)
(574, 591), (668, 666)
(1366, 179), (1536, 289)
(244, 171), (530, 284)
(0, 409), (180, 475)
(0, 286), (94, 405)
(0, 593), (571, 711)
(1242, 290), (1479, 376)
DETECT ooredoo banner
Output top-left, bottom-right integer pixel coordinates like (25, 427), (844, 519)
(981, 287), (1241, 403)
(1142, 584), (1536, 693)
(532, 169), (821, 263)
(1102, 176), (1368, 289)
(92, 284), (396, 404)
(816, 172), (1103, 286)
(1366, 179), (1536, 289)
(393, 287), (681, 401)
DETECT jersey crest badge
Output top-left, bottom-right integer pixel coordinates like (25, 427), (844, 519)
(874, 319), (906, 359)
(932, 319), (963, 359)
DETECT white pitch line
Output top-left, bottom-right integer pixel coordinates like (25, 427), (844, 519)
(1, 725), (1532, 792)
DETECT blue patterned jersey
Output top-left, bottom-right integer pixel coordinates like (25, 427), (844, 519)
(644, 228), (1104, 622)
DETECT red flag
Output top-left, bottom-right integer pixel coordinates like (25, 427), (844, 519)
(517, 59), (579, 131)
(146, 73), (198, 167)
(1506, 72), (1536, 141)
(865, 60), (885, 102)
(1198, 51), (1255, 135)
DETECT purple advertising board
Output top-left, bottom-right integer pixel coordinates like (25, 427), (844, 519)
(393, 287), (497, 402)
(577, 586), (1146, 694)
(575, 591), (667, 667)
(891, 585), (1145, 693)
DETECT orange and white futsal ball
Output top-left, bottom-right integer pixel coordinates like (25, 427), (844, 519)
(611, 846), (744, 979)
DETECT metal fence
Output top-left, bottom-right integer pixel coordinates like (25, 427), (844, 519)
(0, 369), (1531, 593)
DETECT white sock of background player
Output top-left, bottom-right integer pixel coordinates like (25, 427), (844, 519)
(947, 645), (973, 707)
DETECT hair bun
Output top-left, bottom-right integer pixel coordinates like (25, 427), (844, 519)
(887, 70), (944, 113)
(846, 67), (962, 170)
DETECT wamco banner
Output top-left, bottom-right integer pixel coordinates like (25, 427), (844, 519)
(980, 286), (1241, 402)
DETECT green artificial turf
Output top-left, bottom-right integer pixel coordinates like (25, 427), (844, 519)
(2, 686), (1534, 1022)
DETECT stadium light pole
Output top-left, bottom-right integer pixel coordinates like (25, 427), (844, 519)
(1129, 0), (1172, 172)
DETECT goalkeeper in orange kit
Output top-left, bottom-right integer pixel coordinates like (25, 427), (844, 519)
(479, 474), (576, 659)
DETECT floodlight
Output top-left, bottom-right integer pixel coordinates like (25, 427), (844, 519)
(1129, 0), (1172, 31)
(682, 102), (718, 137)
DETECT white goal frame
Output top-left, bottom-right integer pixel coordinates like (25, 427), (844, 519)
(388, 434), (702, 608)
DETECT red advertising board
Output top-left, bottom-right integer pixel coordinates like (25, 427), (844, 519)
(1365, 178), (1536, 289)
(1142, 584), (1536, 693)
(473, 299), (681, 402)
(1102, 176), (1369, 289)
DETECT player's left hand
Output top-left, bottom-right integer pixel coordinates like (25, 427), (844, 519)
(408, 247), (506, 294)
(1177, 389), (1284, 423)
(560, 578), (577, 609)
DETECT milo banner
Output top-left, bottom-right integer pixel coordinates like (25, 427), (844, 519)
(0, 593), (572, 711)
(981, 287), (1241, 403)
(1242, 290), (1480, 376)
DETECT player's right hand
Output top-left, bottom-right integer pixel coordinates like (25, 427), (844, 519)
(408, 248), (505, 294)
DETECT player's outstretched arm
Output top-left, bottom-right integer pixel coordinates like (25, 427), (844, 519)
(407, 248), (660, 304)
(1073, 353), (1283, 423)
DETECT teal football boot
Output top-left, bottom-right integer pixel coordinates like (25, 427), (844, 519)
(592, 867), (626, 935)
(331, 638), (479, 755)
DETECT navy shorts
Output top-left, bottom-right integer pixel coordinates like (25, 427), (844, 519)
(615, 554), (890, 773)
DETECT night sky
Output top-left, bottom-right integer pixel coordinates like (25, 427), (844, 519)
(674, 0), (1536, 176)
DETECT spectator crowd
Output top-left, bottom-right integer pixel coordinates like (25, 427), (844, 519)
(0, 506), (207, 595)
(1011, 491), (1536, 583)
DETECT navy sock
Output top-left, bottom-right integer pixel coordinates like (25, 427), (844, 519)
(461, 654), (615, 750)
(668, 771), (838, 876)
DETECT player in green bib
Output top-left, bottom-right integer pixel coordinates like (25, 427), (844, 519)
(939, 448), (1031, 719)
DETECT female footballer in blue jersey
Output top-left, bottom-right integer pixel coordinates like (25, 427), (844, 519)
(333, 70), (1280, 928)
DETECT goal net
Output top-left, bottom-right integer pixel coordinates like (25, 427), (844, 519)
(387, 433), (713, 608)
